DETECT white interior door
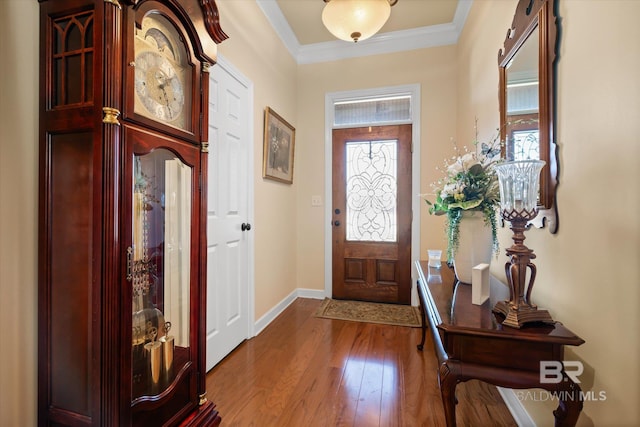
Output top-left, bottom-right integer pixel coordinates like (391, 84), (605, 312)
(206, 57), (253, 371)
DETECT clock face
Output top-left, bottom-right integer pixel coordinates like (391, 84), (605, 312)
(133, 14), (191, 131)
(135, 50), (185, 123)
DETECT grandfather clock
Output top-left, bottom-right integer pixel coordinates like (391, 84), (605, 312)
(38, 0), (227, 425)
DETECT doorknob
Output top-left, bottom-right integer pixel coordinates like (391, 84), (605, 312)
(333, 220), (340, 227)
(241, 223), (252, 231)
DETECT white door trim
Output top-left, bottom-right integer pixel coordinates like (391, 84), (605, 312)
(323, 84), (421, 305)
(213, 54), (256, 339)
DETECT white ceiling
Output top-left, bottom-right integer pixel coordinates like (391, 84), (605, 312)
(256, 0), (473, 64)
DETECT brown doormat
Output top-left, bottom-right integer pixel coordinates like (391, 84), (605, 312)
(315, 298), (421, 327)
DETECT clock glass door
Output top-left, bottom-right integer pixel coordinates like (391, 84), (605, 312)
(131, 148), (192, 400)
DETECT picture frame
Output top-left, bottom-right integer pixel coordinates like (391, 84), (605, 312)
(262, 107), (295, 184)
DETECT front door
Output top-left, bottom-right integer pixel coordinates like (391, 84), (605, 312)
(331, 125), (412, 304)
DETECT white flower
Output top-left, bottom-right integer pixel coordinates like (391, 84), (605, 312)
(441, 181), (466, 201)
(424, 121), (503, 261)
(447, 152), (479, 176)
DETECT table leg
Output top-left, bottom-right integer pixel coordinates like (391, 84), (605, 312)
(439, 362), (459, 427)
(417, 285), (427, 351)
(553, 378), (583, 427)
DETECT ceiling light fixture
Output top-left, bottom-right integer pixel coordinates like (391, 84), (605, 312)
(322, 0), (398, 43)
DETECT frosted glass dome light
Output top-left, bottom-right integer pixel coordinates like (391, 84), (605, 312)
(322, 0), (394, 43)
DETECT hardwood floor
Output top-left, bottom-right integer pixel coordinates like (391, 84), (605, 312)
(205, 298), (516, 427)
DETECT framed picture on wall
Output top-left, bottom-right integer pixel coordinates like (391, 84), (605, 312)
(262, 107), (295, 184)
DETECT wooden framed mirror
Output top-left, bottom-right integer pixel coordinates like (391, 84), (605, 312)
(499, 0), (558, 232)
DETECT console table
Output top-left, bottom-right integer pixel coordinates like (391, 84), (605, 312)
(415, 260), (585, 427)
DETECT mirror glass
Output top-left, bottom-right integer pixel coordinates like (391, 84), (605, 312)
(499, 0), (558, 232)
(505, 26), (539, 163)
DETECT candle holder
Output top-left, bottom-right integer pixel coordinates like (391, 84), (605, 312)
(492, 160), (553, 328)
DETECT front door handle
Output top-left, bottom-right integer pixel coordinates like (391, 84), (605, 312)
(241, 223), (252, 231)
(333, 220), (340, 227)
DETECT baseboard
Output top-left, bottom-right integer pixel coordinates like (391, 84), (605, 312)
(253, 288), (325, 336)
(295, 288), (325, 300)
(497, 387), (536, 427)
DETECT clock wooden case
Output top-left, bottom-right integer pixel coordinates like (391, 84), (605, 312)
(37, 0), (227, 425)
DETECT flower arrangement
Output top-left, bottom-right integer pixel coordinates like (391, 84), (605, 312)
(424, 127), (503, 262)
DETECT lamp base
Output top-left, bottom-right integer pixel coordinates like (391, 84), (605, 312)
(493, 300), (554, 329)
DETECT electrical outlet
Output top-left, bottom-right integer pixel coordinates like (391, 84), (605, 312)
(311, 195), (322, 206)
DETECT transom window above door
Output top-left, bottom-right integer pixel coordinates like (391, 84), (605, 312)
(333, 95), (411, 127)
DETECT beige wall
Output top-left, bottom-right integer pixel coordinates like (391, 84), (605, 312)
(295, 46), (459, 293)
(458, 0), (640, 425)
(0, 1), (39, 424)
(215, 0), (299, 319)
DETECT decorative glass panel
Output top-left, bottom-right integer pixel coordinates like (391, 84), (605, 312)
(66, 54), (82, 104)
(510, 129), (540, 160)
(345, 140), (397, 242)
(131, 149), (191, 400)
(51, 11), (94, 106)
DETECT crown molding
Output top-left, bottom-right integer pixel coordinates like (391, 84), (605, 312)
(256, 0), (473, 65)
(255, 0), (301, 60)
(452, 0), (473, 34)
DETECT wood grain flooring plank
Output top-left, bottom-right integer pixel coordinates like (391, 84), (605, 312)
(332, 322), (373, 427)
(259, 318), (331, 420)
(205, 298), (516, 427)
(378, 325), (402, 427)
(277, 319), (354, 425)
(353, 323), (391, 427)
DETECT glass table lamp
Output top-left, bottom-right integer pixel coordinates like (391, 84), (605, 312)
(493, 160), (553, 328)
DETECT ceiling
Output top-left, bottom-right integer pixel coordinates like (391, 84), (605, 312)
(256, 0), (473, 64)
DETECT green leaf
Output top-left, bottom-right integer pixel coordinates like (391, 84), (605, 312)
(468, 163), (484, 176)
(448, 198), (483, 210)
